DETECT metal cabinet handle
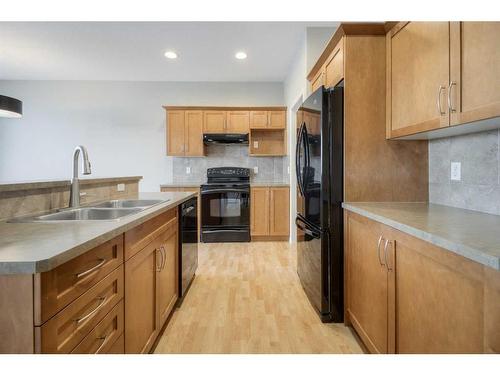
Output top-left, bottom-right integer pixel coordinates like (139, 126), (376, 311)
(95, 335), (107, 354)
(156, 248), (164, 272)
(384, 239), (393, 271)
(377, 235), (385, 266)
(75, 297), (106, 324)
(448, 81), (457, 113)
(437, 85), (446, 115)
(76, 258), (106, 279)
(161, 246), (167, 270)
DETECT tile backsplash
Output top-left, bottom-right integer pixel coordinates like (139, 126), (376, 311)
(429, 129), (500, 216)
(172, 144), (289, 184)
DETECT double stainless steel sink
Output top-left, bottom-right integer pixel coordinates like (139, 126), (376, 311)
(11, 199), (169, 223)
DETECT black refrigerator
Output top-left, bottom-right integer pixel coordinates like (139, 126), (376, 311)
(295, 84), (343, 323)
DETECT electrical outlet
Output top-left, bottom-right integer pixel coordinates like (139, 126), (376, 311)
(253, 166), (258, 174)
(186, 166), (191, 174)
(451, 162), (461, 181)
(117, 183), (125, 192)
(253, 141), (259, 149)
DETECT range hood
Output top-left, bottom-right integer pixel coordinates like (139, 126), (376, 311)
(203, 133), (249, 145)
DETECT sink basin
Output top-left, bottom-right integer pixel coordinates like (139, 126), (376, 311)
(19, 207), (143, 222)
(92, 199), (167, 209)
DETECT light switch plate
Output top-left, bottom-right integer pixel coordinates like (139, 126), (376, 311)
(186, 166), (191, 174)
(451, 162), (461, 181)
(117, 183), (125, 192)
(253, 141), (259, 149)
(253, 166), (258, 174)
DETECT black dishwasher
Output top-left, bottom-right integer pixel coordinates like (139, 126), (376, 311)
(179, 197), (198, 302)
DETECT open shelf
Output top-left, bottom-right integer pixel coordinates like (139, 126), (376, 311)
(249, 129), (286, 156)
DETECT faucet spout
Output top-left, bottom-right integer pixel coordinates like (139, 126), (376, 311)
(70, 145), (92, 208)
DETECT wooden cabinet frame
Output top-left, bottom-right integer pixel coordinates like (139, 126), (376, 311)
(250, 186), (289, 240)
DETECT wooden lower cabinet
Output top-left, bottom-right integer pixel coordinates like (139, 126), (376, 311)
(345, 210), (500, 353)
(251, 186), (289, 240)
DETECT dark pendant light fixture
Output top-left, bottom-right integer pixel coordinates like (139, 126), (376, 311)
(0, 95), (23, 118)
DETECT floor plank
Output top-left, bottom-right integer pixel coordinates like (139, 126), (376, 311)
(154, 241), (363, 354)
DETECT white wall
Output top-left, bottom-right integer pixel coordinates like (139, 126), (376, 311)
(0, 80), (283, 191)
(283, 34), (309, 243)
(306, 27), (337, 73)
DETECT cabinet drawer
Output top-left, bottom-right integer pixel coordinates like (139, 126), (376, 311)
(35, 235), (124, 325)
(36, 265), (124, 354)
(71, 300), (124, 354)
(106, 333), (124, 354)
(125, 209), (177, 260)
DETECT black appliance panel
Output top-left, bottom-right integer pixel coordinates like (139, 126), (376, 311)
(179, 197), (199, 300)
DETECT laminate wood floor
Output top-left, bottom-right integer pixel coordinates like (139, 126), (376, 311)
(154, 242), (363, 354)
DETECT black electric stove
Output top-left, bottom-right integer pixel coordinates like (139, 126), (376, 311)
(200, 167), (250, 243)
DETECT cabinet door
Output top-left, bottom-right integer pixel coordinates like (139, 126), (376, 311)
(269, 187), (289, 236)
(184, 110), (204, 157)
(203, 110), (226, 133)
(226, 111), (250, 133)
(311, 69), (324, 92)
(250, 187), (270, 236)
(268, 111), (286, 129)
(345, 212), (391, 353)
(166, 110), (185, 156)
(388, 22), (450, 138)
(450, 22), (500, 126)
(250, 111), (268, 129)
(125, 239), (159, 354)
(325, 39), (344, 88)
(157, 221), (178, 329)
(394, 232), (485, 353)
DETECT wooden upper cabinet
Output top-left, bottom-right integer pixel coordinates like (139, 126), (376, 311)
(184, 110), (204, 156)
(226, 111), (250, 133)
(250, 111), (269, 129)
(203, 110), (226, 133)
(268, 111), (286, 129)
(166, 110), (185, 156)
(387, 22), (450, 138)
(450, 22), (500, 126)
(345, 212), (394, 354)
(250, 110), (286, 129)
(269, 187), (289, 236)
(311, 69), (325, 92)
(324, 38), (344, 88)
(250, 187), (270, 236)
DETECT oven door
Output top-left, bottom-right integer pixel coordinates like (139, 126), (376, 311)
(201, 185), (250, 228)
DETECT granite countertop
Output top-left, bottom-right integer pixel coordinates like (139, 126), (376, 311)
(0, 192), (195, 275)
(342, 202), (500, 271)
(0, 176), (143, 193)
(160, 181), (290, 188)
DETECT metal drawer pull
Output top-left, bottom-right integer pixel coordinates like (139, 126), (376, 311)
(76, 258), (106, 278)
(437, 85), (446, 115)
(75, 297), (106, 324)
(384, 239), (392, 271)
(95, 335), (107, 354)
(161, 246), (166, 270)
(377, 235), (384, 266)
(156, 248), (164, 272)
(448, 81), (456, 113)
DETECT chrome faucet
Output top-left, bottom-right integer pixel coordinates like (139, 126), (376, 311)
(69, 145), (92, 208)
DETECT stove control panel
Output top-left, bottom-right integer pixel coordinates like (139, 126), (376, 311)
(207, 167), (250, 178)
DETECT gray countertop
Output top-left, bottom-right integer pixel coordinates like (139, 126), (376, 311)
(160, 181), (290, 188)
(0, 192), (195, 275)
(0, 176), (143, 192)
(342, 202), (500, 271)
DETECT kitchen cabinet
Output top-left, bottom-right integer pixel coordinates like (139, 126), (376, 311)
(166, 110), (204, 157)
(250, 186), (289, 239)
(311, 69), (324, 92)
(449, 22), (500, 126)
(203, 110), (226, 133)
(344, 209), (500, 353)
(387, 22), (450, 138)
(226, 111), (250, 133)
(156, 219), (178, 329)
(345, 212), (394, 354)
(250, 110), (286, 129)
(387, 21), (500, 139)
(324, 39), (344, 88)
(124, 209), (178, 354)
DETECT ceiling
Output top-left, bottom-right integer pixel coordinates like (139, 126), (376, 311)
(0, 22), (338, 82)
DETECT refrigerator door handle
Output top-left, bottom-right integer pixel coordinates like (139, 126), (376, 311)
(295, 216), (321, 238)
(295, 122), (306, 197)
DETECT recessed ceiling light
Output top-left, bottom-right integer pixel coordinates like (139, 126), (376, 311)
(235, 51), (247, 60)
(164, 51), (178, 59)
